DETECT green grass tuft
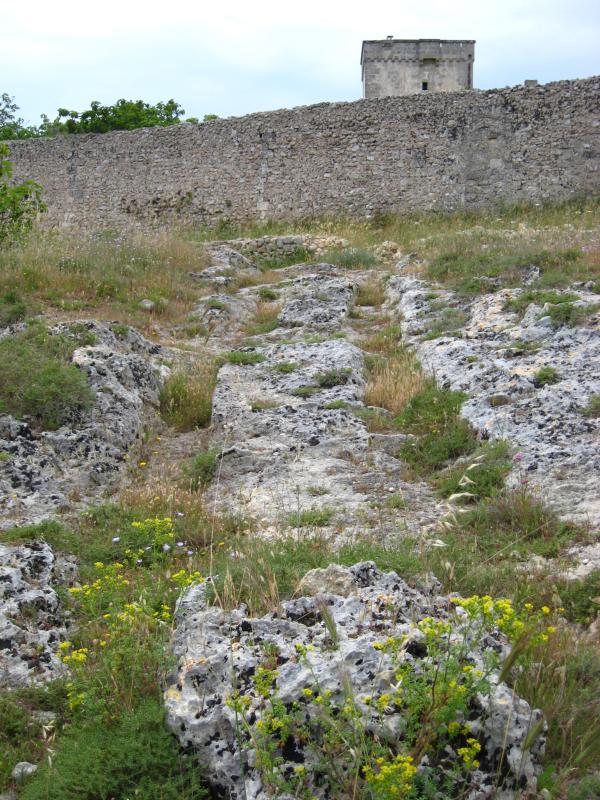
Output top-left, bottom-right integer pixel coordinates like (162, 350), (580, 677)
(0, 324), (94, 430)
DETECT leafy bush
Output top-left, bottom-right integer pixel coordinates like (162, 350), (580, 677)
(159, 363), (216, 431)
(0, 144), (45, 241)
(21, 700), (205, 800)
(0, 325), (94, 429)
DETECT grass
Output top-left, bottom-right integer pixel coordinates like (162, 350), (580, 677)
(363, 346), (425, 417)
(290, 385), (319, 398)
(503, 289), (579, 316)
(421, 307), (468, 340)
(355, 281), (385, 306)
(0, 323), (94, 430)
(159, 361), (217, 431)
(0, 288), (33, 327)
(20, 700), (205, 800)
(0, 229), (207, 330)
(243, 301), (281, 335)
(322, 247), (379, 270)
(315, 367), (352, 388)
(434, 441), (511, 501)
(225, 350), (265, 366)
(542, 301), (599, 327)
(583, 394), (600, 417)
(395, 381), (477, 474)
(287, 507), (335, 528)
(183, 449), (219, 491)
(534, 366), (559, 387)
(272, 361), (299, 374)
(258, 287), (279, 301)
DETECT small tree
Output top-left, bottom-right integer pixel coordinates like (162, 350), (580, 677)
(0, 93), (40, 140)
(0, 144), (46, 242)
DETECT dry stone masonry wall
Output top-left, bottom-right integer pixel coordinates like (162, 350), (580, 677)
(8, 77), (600, 232)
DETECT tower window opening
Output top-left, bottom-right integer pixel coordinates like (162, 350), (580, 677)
(422, 81), (428, 91)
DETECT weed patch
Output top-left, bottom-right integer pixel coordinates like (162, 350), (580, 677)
(159, 362), (216, 430)
(288, 507), (335, 528)
(183, 449), (219, 491)
(323, 247), (379, 269)
(435, 441), (511, 501)
(0, 324), (94, 430)
(226, 350), (265, 366)
(355, 281), (385, 306)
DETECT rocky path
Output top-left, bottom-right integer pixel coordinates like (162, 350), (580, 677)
(195, 262), (443, 545)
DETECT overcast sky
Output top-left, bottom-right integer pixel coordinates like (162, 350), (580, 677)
(3, 0), (599, 124)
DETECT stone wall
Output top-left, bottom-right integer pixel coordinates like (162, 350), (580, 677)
(7, 77), (600, 233)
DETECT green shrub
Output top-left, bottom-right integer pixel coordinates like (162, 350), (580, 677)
(159, 364), (216, 431)
(0, 143), (46, 241)
(21, 700), (205, 800)
(184, 449), (219, 492)
(0, 325), (94, 430)
(226, 350), (265, 366)
(534, 366), (559, 387)
(395, 381), (467, 435)
(542, 302), (599, 327)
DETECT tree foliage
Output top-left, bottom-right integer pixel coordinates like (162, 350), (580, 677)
(0, 143), (46, 241)
(39, 98), (186, 134)
(0, 94), (40, 140)
(1, 94), (217, 139)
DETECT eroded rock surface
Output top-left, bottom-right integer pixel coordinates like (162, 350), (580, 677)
(0, 321), (166, 529)
(389, 276), (600, 528)
(0, 541), (74, 686)
(207, 267), (441, 541)
(166, 562), (544, 800)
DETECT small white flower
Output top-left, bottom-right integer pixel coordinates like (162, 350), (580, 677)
(187, 550), (194, 556)
(162, 544), (171, 552)
(112, 536), (120, 543)
(176, 541), (185, 547)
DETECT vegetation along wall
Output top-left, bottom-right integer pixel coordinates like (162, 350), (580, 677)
(8, 77), (600, 231)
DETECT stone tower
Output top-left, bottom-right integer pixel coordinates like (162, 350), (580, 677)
(361, 38), (475, 98)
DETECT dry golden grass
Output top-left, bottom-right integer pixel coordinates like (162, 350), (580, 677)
(364, 348), (425, 416)
(355, 281), (385, 307)
(228, 269), (286, 292)
(0, 230), (209, 330)
(243, 300), (282, 335)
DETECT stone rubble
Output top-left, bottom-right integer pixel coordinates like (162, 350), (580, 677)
(166, 562), (544, 800)
(388, 275), (600, 528)
(0, 321), (167, 529)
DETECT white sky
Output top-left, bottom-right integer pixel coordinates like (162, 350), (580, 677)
(3, 0), (599, 124)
